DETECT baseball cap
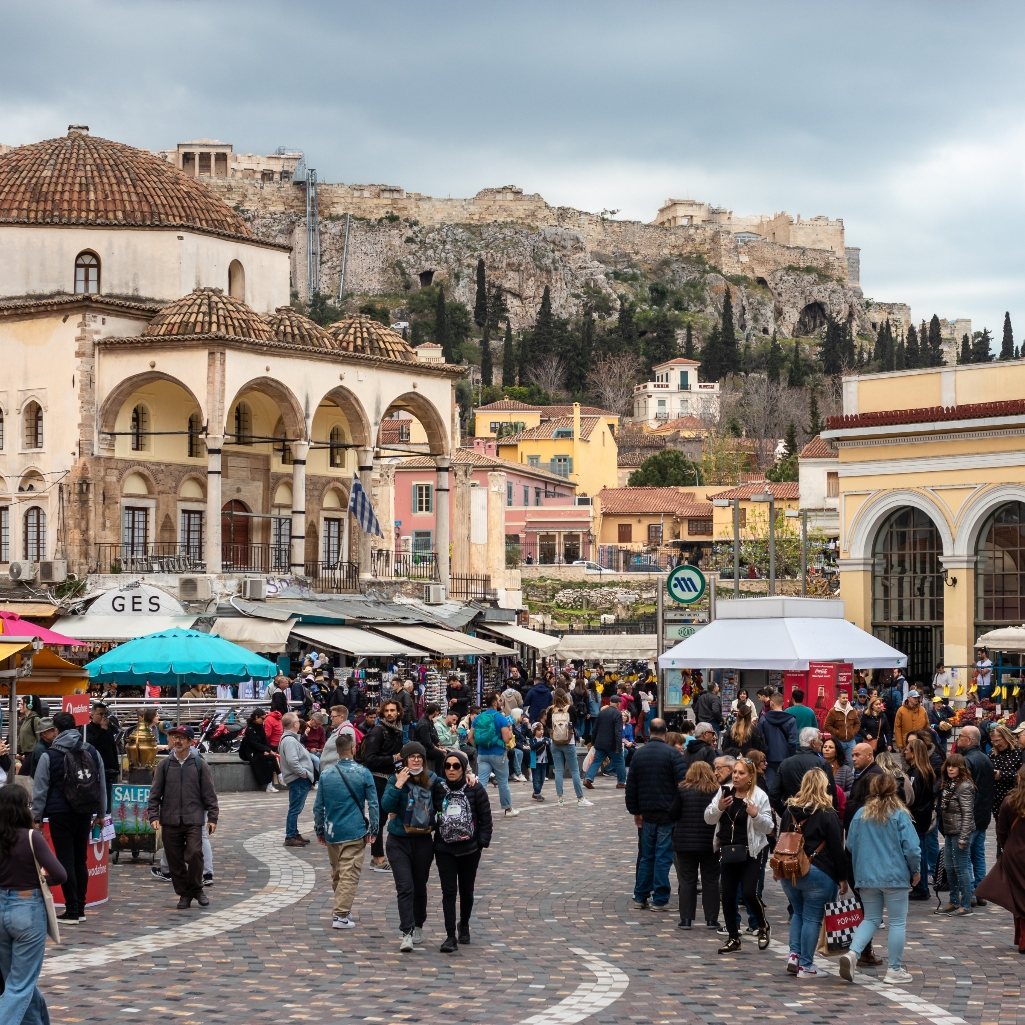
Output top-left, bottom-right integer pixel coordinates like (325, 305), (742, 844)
(166, 724), (195, 740)
(1012, 723), (1025, 735)
(908, 689), (920, 699)
(857, 688), (868, 697)
(932, 695), (944, 702)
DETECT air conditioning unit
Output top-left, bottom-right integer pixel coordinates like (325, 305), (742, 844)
(423, 584), (446, 605)
(240, 577), (267, 601)
(8, 561), (38, 582)
(39, 560), (68, 584)
(179, 575), (213, 601)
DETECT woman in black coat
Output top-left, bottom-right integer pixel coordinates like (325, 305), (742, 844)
(431, 749), (492, 953)
(672, 761), (721, 929)
(242, 709), (279, 791)
(856, 697), (891, 751)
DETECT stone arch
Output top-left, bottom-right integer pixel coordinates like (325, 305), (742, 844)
(382, 391), (450, 455)
(98, 371), (205, 445)
(846, 489), (953, 562)
(17, 468), (46, 493)
(316, 385), (372, 449)
(228, 259), (245, 301)
(225, 377), (306, 442)
(795, 301), (827, 336)
(953, 484), (1025, 559)
(120, 467), (156, 496)
(179, 475), (206, 500)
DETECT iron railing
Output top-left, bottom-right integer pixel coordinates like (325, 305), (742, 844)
(449, 574), (496, 601)
(303, 561), (360, 593)
(371, 549), (439, 581)
(505, 536), (591, 567)
(92, 543), (204, 575)
(221, 543), (291, 573)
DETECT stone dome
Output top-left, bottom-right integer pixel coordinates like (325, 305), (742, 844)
(143, 288), (274, 340)
(326, 315), (417, 363)
(0, 127), (253, 240)
(264, 306), (336, 349)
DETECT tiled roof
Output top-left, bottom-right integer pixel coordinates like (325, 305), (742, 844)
(326, 315), (417, 363)
(143, 288), (273, 340)
(712, 482), (800, 500)
(799, 435), (837, 459)
(380, 418), (414, 443)
(652, 416), (709, 433)
(597, 487), (706, 515)
(475, 399), (537, 412)
(397, 447), (573, 485)
(474, 400), (618, 417)
(825, 399), (1025, 431)
(264, 306), (335, 349)
(495, 416), (601, 442)
(652, 357), (702, 368)
(0, 292), (162, 318)
(541, 404), (618, 418)
(0, 128), (255, 241)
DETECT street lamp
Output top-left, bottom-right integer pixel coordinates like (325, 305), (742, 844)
(751, 488), (775, 596)
(712, 497), (741, 597)
(786, 507), (809, 597)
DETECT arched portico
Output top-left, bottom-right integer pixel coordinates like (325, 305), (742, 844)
(224, 376), (307, 443)
(382, 390), (450, 456)
(846, 488), (954, 562)
(97, 371), (206, 456)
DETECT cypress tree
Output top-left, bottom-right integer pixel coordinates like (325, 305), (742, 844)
(928, 314), (944, 366)
(480, 326), (493, 386)
(575, 310), (595, 393)
(532, 286), (555, 367)
(959, 333), (971, 365)
(766, 330), (784, 384)
(1017, 345), (1022, 361)
(808, 392), (822, 435)
(906, 323), (919, 369)
(784, 421), (799, 458)
(502, 321), (516, 386)
(720, 287), (738, 375)
(643, 308), (678, 375)
(895, 336), (906, 371)
(683, 322), (695, 360)
(474, 258), (488, 330)
(616, 299), (638, 356)
(842, 318), (856, 370)
(821, 318), (843, 376)
(700, 323), (722, 381)
(1001, 312), (1014, 360)
(787, 339), (805, 387)
(742, 339), (752, 375)
(972, 328), (993, 363)
(435, 284), (451, 362)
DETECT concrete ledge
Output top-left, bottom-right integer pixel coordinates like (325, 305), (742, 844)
(204, 753), (262, 793)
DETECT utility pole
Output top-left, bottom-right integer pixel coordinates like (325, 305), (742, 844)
(712, 496), (742, 597)
(752, 489), (776, 596)
(786, 508), (809, 596)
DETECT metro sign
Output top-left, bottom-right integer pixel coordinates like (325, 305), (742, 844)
(666, 565), (706, 605)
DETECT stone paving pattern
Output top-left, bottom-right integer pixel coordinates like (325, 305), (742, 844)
(39, 782), (1024, 1025)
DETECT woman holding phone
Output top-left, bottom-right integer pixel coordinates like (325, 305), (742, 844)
(704, 756), (774, 954)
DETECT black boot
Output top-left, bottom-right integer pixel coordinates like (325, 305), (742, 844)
(440, 935), (459, 953)
(458, 922), (471, 945)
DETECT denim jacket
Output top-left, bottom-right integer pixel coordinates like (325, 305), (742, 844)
(314, 760), (379, 844)
(847, 806), (921, 888)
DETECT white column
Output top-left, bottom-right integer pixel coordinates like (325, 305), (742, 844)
(290, 441), (309, 574)
(435, 455), (451, 590)
(205, 434), (223, 573)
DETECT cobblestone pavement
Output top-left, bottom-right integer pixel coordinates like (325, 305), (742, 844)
(39, 781), (1023, 1025)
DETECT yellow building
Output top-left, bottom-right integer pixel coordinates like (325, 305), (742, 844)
(710, 482), (801, 539)
(823, 361), (1025, 684)
(474, 399), (619, 440)
(594, 487), (714, 547)
(495, 403), (618, 496)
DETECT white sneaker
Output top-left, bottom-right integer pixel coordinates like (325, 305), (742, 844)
(558, 797), (565, 806)
(504, 808), (520, 817)
(265, 783), (277, 793)
(797, 966), (822, 979)
(332, 916), (355, 930)
(577, 798), (593, 807)
(838, 953), (856, 982)
(412, 926), (423, 945)
(514, 774), (527, 782)
(884, 968), (913, 985)
(399, 932), (414, 952)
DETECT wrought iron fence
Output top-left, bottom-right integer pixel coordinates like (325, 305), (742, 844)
(221, 543), (291, 573)
(303, 561), (360, 593)
(371, 549), (439, 581)
(92, 543), (204, 575)
(449, 574), (495, 601)
(505, 535), (592, 568)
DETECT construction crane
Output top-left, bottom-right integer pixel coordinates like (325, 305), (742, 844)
(293, 155), (319, 299)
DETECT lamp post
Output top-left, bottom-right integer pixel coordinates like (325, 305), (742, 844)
(712, 497), (741, 597)
(786, 507), (809, 597)
(751, 488), (776, 596)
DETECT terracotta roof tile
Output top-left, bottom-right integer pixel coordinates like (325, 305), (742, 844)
(495, 416), (601, 443)
(597, 487), (706, 515)
(474, 399), (538, 411)
(326, 315), (417, 363)
(652, 415), (709, 433)
(652, 357), (701, 368)
(264, 306), (335, 349)
(712, 482), (800, 500)
(799, 435), (838, 459)
(143, 288), (273, 340)
(474, 400), (618, 417)
(397, 447), (573, 485)
(826, 399), (1025, 431)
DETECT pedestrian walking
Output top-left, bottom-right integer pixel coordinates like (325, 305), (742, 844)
(279, 713), (316, 847)
(759, 691), (797, 786)
(936, 752), (976, 916)
(722, 703), (766, 758)
(989, 725), (1023, 820)
(432, 750), (492, 952)
(469, 693), (519, 817)
(414, 702), (448, 776)
(840, 774), (921, 985)
(823, 689), (860, 763)
(545, 689), (591, 807)
(318, 705), (360, 775)
(958, 725), (995, 900)
(529, 723), (550, 801)
(768, 727), (838, 814)
(671, 761), (720, 930)
(85, 702), (119, 813)
(381, 743), (438, 952)
(0, 784), (68, 1025)
(314, 731), (379, 931)
(682, 723), (719, 770)
(903, 735), (938, 900)
(821, 738), (853, 795)
(974, 765), (1025, 953)
(584, 688), (627, 789)
(893, 691), (929, 751)
(361, 698), (405, 872)
(147, 725), (218, 910)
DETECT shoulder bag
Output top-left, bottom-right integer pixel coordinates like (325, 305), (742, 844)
(28, 829), (60, 944)
(335, 765), (371, 836)
(720, 805), (750, 864)
(867, 715), (883, 753)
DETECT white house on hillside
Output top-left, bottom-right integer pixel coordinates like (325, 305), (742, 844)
(632, 357), (720, 427)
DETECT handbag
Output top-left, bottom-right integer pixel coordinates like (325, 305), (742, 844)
(28, 829), (60, 945)
(867, 715), (883, 753)
(720, 805), (750, 864)
(816, 896), (864, 956)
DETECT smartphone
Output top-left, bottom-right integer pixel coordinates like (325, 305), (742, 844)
(721, 784), (735, 797)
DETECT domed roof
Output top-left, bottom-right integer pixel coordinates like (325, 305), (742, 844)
(143, 288), (273, 340)
(0, 127), (253, 240)
(264, 306), (336, 349)
(326, 315), (417, 363)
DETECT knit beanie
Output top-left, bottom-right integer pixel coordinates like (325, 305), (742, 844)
(400, 741), (427, 763)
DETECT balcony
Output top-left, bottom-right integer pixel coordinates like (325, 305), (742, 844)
(92, 543), (205, 575)
(371, 549), (439, 581)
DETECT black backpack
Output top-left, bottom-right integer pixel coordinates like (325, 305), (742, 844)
(62, 746), (104, 815)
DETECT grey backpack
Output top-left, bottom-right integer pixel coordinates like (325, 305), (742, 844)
(437, 782), (475, 844)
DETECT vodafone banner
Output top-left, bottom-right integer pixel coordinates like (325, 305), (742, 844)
(62, 693), (91, 726)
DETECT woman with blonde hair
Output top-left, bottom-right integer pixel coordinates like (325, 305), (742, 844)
(975, 765), (1025, 953)
(672, 761), (721, 930)
(842, 773), (921, 985)
(777, 769), (848, 978)
(722, 702), (766, 757)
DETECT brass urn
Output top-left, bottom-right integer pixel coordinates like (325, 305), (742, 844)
(126, 715), (158, 769)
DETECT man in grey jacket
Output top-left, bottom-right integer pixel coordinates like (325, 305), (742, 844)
(279, 712), (316, 847)
(147, 725), (218, 910)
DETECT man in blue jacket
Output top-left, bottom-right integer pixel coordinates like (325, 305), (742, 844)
(315, 732), (380, 930)
(524, 678), (553, 725)
(759, 691), (797, 786)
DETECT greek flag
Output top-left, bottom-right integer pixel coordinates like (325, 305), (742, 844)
(348, 473), (384, 537)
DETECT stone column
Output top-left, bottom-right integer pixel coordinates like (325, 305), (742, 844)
(435, 455), (451, 590)
(357, 447), (375, 580)
(487, 471), (507, 589)
(205, 434), (224, 574)
(451, 463), (473, 577)
(377, 463), (397, 557)
(290, 441), (309, 575)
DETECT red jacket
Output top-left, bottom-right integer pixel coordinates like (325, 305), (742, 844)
(264, 710), (283, 749)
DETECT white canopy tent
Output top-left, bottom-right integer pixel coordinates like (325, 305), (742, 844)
(975, 626), (1025, 651)
(556, 634), (658, 661)
(289, 623), (429, 657)
(210, 618), (296, 653)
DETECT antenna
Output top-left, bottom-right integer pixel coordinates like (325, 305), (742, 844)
(293, 155), (319, 299)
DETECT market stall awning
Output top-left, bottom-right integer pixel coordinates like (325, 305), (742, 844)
(373, 625), (516, 657)
(0, 641), (31, 663)
(211, 617), (296, 653)
(54, 615), (198, 641)
(290, 624), (429, 657)
(6, 648), (90, 696)
(658, 617), (906, 671)
(975, 625), (1025, 651)
(556, 634), (659, 661)
(480, 622), (561, 657)
(0, 611), (85, 646)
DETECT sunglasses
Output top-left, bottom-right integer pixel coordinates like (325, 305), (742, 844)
(444, 761), (463, 770)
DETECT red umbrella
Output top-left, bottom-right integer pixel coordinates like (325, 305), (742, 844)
(0, 610), (86, 646)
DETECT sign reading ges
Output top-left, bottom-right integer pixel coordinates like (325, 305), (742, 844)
(88, 583), (185, 617)
(666, 565), (706, 605)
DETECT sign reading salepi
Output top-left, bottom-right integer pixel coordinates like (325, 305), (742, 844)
(88, 583), (185, 616)
(666, 565), (706, 605)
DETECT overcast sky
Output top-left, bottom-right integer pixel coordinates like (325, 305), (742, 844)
(3, 1), (1023, 337)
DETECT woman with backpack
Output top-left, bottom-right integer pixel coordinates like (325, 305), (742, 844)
(381, 742), (438, 952)
(431, 749), (492, 953)
(544, 688), (592, 808)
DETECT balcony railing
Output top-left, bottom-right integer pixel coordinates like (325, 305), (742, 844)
(449, 574), (496, 601)
(303, 561), (360, 593)
(92, 543), (205, 575)
(505, 535), (591, 567)
(221, 543), (291, 573)
(371, 549), (439, 581)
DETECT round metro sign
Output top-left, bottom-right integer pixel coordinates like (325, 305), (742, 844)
(666, 565), (706, 604)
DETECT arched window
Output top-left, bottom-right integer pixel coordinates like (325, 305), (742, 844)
(234, 402), (253, 445)
(976, 501), (1025, 628)
(130, 404), (148, 451)
(329, 425), (345, 468)
(187, 412), (204, 458)
(228, 260), (245, 301)
(23, 402), (43, 450)
(74, 252), (100, 294)
(24, 507), (46, 561)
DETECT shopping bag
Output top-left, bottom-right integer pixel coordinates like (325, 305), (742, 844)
(816, 896), (863, 957)
(582, 748), (596, 773)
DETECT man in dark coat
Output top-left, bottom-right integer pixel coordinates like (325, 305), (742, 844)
(85, 702), (120, 813)
(583, 688), (626, 788)
(682, 723), (719, 770)
(361, 698), (405, 870)
(625, 719), (687, 910)
(958, 725), (996, 901)
(768, 726), (837, 815)
(693, 683), (723, 733)
(414, 702), (447, 775)
(524, 678), (553, 725)
(759, 691), (798, 786)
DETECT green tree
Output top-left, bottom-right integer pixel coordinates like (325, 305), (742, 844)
(683, 322), (695, 360)
(480, 328), (493, 386)
(446, 300), (472, 355)
(435, 284), (450, 362)
(565, 310), (594, 395)
(808, 392), (822, 435)
(766, 453), (798, 483)
(784, 421), (799, 457)
(820, 318), (844, 375)
(358, 300), (390, 325)
(648, 281), (669, 307)
(642, 308), (678, 375)
(766, 331), (784, 384)
(474, 258), (488, 329)
(906, 323), (919, 369)
(895, 336), (906, 370)
(972, 328), (993, 363)
(486, 284), (508, 334)
(720, 287), (738, 375)
(616, 299), (638, 356)
(787, 339), (805, 387)
(501, 321), (516, 387)
(928, 313), (944, 366)
(529, 286), (555, 367)
(959, 333), (971, 364)
(306, 290), (344, 326)
(1001, 311), (1014, 360)
(700, 323), (723, 381)
(627, 449), (700, 487)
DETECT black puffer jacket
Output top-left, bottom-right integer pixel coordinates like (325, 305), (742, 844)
(362, 720), (404, 777)
(906, 763), (938, 834)
(768, 750), (837, 814)
(592, 705), (623, 753)
(962, 744), (996, 830)
(693, 690), (723, 727)
(672, 786), (718, 853)
(624, 738), (687, 824)
(682, 739), (717, 770)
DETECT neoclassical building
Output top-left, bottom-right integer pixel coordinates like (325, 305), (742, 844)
(824, 361), (1025, 682)
(0, 127), (462, 587)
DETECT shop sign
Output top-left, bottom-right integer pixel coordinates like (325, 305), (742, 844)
(89, 583), (185, 616)
(666, 565), (706, 604)
(62, 693), (91, 725)
(665, 623), (706, 642)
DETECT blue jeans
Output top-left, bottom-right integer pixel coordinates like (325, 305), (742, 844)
(286, 776), (312, 838)
(912, 827), (937, 897)
(551, 744), (583, 799)
(968, 828), (987, 890)
(945, 835), (973, 909)
(780, 865), (837, 969)
(837, 739), (856, 763)
(511, 748), (524, 776)
(478, 752), (512, 810)
(850, 887), (908, 971)
(585, 747), (626, 784)
(531, 765), (546, 795)
(634, 821), (674, 907)
(0, 889), (50, 1025)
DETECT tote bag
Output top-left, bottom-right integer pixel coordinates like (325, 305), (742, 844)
(816, 896), (863, 956)
(28, 830), (60, 944)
